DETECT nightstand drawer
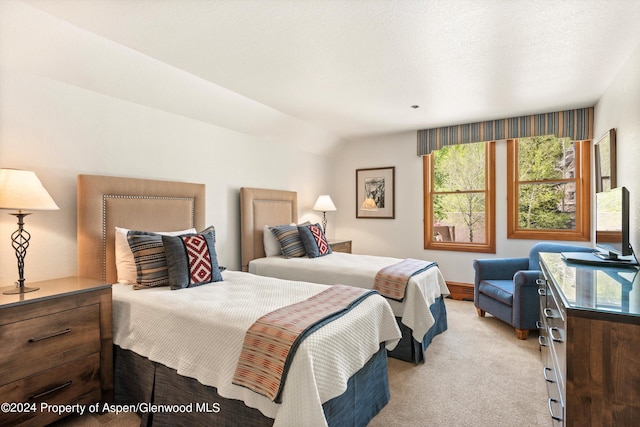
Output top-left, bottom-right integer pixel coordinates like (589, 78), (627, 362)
(0, 304), (101, 385)
(0, 353), (101, 427)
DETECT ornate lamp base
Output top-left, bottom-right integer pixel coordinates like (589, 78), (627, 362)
(2, 285), (40, 295)
(2, 212), (40, 295)
(321, 212), (328, 235)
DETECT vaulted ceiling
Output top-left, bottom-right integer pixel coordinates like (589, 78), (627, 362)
(21, 0), (640, 146)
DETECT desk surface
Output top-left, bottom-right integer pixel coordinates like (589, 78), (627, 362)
(540, 252), (640, 318)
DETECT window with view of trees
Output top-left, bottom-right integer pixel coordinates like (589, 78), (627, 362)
(423, 141), (495, 253)
(507, 136), (590, 241)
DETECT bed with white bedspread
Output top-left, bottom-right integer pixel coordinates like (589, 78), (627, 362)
(241, 187), (449, 363)
(112, 271), (399, 427)
(249, 252), (448, 344)
(77, 174), (402, 427)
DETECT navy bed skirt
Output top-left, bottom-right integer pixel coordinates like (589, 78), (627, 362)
(387, 295), (448, 363)
(114, 343), (389, 427)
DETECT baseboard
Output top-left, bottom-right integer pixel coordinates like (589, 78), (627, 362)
(446, 281), (474, 301)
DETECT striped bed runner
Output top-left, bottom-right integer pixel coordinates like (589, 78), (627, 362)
(232, 284), (376, 402)
(373, 258), (437, 301)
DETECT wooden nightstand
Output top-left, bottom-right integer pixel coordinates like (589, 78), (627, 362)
(329, 239), (352, 253)
(446, 282), (474, 301)
(0, 277), (112, 426)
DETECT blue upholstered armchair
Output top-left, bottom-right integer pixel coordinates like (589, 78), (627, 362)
(473, 242), (595, 339)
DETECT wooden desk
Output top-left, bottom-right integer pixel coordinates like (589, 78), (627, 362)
(538, 253), (639, 426)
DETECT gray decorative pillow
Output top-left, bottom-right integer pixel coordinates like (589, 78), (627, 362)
(128, 230), (170, 289)
(162, 226), (223, 290)
(298, 223), (332, 258)
(270, 223), (307, 258)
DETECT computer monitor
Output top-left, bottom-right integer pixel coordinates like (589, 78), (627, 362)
(595, 186), (631, 260)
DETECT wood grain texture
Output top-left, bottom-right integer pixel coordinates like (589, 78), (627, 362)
(0, 277), (112, 427)
(446, 281), (474, 301)
(540, 261), (640, 427)
(329, 239), (352, 254)
(566, 316), (640, 427)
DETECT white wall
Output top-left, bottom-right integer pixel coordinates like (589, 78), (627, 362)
(594, 41), (640, 256)
(331, 133), (545, 284)
(333, 41), (640, 285)
(2, 0), (638, 288)
(0, 1), (335, 285)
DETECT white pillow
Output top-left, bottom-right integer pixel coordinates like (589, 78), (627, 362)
(263, 225), (283, 257)
(263, 223), (310, 257)
(115, 226), (196, 284)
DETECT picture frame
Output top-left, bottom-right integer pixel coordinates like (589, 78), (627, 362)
(594, 128), (616, 192)
(356, 166), (395, 219)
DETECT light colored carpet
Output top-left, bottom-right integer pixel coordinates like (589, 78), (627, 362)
(51, 299), (550, 427)
(369, 299), (550, 427)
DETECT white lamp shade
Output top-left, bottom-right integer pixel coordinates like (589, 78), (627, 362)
(313, 195), (337, 212)
(0, 169), (59, 211)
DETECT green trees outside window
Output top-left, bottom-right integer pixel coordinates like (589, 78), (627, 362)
(433, 142), (487, 243)
(424, 141), (495, 253)
(516, 136), (576, 230)
(423, 135), (590, 254)
(507, 136), (590, 241)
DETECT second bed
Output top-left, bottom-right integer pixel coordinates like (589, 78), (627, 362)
(240, 187), (449, 363)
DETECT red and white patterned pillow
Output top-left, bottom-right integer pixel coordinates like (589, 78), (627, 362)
(162, 226), (223, 289)
(297, 223), (332, 258)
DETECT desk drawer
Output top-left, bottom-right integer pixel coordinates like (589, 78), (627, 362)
(0, 353), (101, 427)
(0, 304), (101, 385)
(543, 287), (566, 390)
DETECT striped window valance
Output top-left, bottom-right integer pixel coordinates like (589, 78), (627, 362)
(417, 107), (594, 156)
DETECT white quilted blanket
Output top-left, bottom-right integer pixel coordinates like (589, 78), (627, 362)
(112, 270), (401, 427)
(249, 252), (450, 341)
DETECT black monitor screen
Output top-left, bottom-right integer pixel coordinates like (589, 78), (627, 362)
(595, 186), (630, 258)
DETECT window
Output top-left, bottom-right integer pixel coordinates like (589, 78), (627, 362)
(507, 136), (590, 241)
(423, 141), (495, 253)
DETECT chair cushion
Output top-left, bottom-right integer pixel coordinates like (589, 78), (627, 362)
(478, 280), (514, 306)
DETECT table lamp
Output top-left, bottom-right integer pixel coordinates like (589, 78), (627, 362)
(313, 195), (337, 234)
(0, 169), (59, 294)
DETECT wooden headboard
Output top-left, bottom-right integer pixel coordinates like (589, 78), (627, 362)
(240, 187), (297, 271)
(77, 174), (206, 283)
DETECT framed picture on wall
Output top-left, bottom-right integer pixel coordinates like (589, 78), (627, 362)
(356, 166), (395, 219)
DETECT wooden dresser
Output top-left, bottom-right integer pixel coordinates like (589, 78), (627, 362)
(538, 253), (639, 427)
(0, 277), (112, 426)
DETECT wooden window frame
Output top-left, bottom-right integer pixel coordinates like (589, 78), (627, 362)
(506, 138), (590, 241)
(423, 141), (496, 253)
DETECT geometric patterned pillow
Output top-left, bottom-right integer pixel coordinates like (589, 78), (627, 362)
(298, 223), (332, 258)
(162, 226), (223, 290)
(127, 230), (171, 289)
(117, 227), (196, 285)
(269, 224), (307, 258)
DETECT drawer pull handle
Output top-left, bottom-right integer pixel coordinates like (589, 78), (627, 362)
(548, 398), (563, 421)
(538, 335), (547, 348)
(537, 287), (546, 296)
(543, 367), (556, 383)
(543, 308), (554, 319)
(29, 381), (72, 400)
(549, 327), (563, 343)
(29, 328), (72, 343)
